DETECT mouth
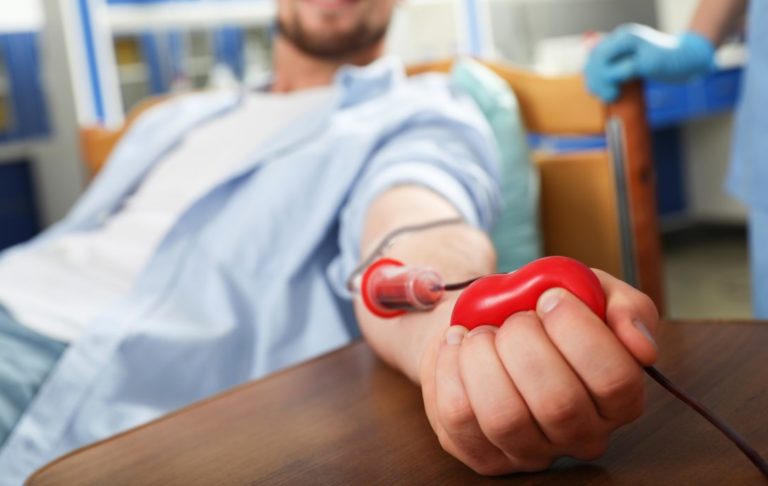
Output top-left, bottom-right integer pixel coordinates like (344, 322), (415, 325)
(302, 0), (360, 10)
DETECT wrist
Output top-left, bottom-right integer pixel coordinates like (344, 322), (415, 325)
(685, 28), (718, 48)
(681, 31), (717, 70)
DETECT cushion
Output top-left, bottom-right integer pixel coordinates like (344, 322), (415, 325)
(451, 58), (541, 272)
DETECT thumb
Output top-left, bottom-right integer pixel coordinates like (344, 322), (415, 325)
(534, 286), (657, 367)
(606, 57), (638, 83)
(605, 304), (658, 367)
(596, 273), (660, 367)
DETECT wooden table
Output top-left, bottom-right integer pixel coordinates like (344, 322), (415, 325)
(29, 320), (768, 485)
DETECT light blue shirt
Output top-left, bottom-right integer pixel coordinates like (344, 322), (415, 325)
(726, 0), (768, 211)
(0, 57), (501, 482)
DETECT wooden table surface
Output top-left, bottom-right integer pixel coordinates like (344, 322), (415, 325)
(29, 320), (768, 485)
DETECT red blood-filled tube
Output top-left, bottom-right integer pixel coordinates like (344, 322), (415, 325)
(361, 258), (445, 318)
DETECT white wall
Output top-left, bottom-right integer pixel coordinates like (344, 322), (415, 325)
(386, 1), (461, 63)
(655, 0), (699, 34)
(684, 115), (747, 222)
(0, 0), (44, 32)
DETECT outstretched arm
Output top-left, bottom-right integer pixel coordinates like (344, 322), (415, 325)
(353, 184), (495, 383)
(354, 184), (660, 474)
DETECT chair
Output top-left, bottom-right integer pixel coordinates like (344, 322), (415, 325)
(80, 95), (168, 177)
(80, 61), (665, 311)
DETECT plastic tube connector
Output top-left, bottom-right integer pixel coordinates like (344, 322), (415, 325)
(361, 258), (445, 318)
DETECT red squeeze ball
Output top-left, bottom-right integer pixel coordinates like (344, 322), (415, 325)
(450, 256), (606, 330)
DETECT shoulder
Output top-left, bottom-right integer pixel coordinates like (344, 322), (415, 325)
(392, 72), (490, 130)
(336, 57), (491, 137)
(358, 79), (495, 154)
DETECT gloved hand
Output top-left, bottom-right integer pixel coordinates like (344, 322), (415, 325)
(585, 24), (716, 102)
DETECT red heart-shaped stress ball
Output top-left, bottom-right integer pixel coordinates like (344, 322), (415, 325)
(450, 256), (606, 330)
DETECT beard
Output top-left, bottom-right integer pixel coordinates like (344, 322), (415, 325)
(276, 15), (389, 60)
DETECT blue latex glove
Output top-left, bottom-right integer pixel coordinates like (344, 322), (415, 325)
(585, 24), (716, 102)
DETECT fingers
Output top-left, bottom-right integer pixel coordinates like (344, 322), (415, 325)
(594, 28), (640, 63)
(432, 326), (511, 475)
(426, 272), (658, 474)
(585, 28), (642, 102)
(605, 58), (638, 83)
(458, 326), (552, 470)
(536, 288), (646, 425)
(593, 269), (660, 366)
(494, 312), (604, 455)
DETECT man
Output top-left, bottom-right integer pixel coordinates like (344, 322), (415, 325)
(0, 0), (658, 481)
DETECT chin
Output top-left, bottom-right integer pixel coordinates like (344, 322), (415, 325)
(298, 0), (367, 26)
(278, 0), (389, 58)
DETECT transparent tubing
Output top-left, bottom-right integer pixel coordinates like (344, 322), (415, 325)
(361, 259), (445, 318)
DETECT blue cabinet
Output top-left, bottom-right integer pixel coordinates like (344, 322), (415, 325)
(0, 160), (39, 250)
(0, 32), (50, 144)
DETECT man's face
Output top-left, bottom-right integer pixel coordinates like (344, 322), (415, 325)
(277, 0), (399, 59)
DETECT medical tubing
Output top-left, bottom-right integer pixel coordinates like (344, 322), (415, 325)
(644, 366), (768, 477)
(443, 276), (482, 291)
(358, 238), (767, 476)
(346, 217), (464, 292)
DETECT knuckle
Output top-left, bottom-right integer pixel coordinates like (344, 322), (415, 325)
(438, 397), (475, 431)
(538, 396), (583, 430)
(438, 436), (506, 477)
(436, 430), (459, 459)
(593, 364), (644, 404)
(481, 406), (529, 440)
(470, 460), (513, 477)
(438, 433), (512, 477)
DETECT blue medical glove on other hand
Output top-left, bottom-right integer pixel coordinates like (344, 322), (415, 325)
(585, 24), (715, 102)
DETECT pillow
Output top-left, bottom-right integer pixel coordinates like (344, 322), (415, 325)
(451, 58), (542, 272)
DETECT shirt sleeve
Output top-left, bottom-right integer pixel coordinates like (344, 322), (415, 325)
(327, 109), (503, 299)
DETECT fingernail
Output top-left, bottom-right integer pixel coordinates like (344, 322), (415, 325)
(633, 319), (657, 350)
(445, 326), (467, 345)
(466, 325), (498, 339)
(537, 288), (562, 315)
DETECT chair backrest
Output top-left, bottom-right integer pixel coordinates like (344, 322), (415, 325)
(80, 95), (167, 177)
(407, 60), (665, 312)
(79, 60), (665, 312)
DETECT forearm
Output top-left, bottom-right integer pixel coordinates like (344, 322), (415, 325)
(353, 186), (496, 384)
(689, 0), (747, 45)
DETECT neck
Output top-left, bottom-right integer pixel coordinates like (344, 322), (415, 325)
(271, 36), (384, 93)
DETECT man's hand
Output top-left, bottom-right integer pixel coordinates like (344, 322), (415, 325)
(420, 269), (659, 475)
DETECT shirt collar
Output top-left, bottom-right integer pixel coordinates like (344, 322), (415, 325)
(333, 55), (405, 108)
(242, 55), (405, 108)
